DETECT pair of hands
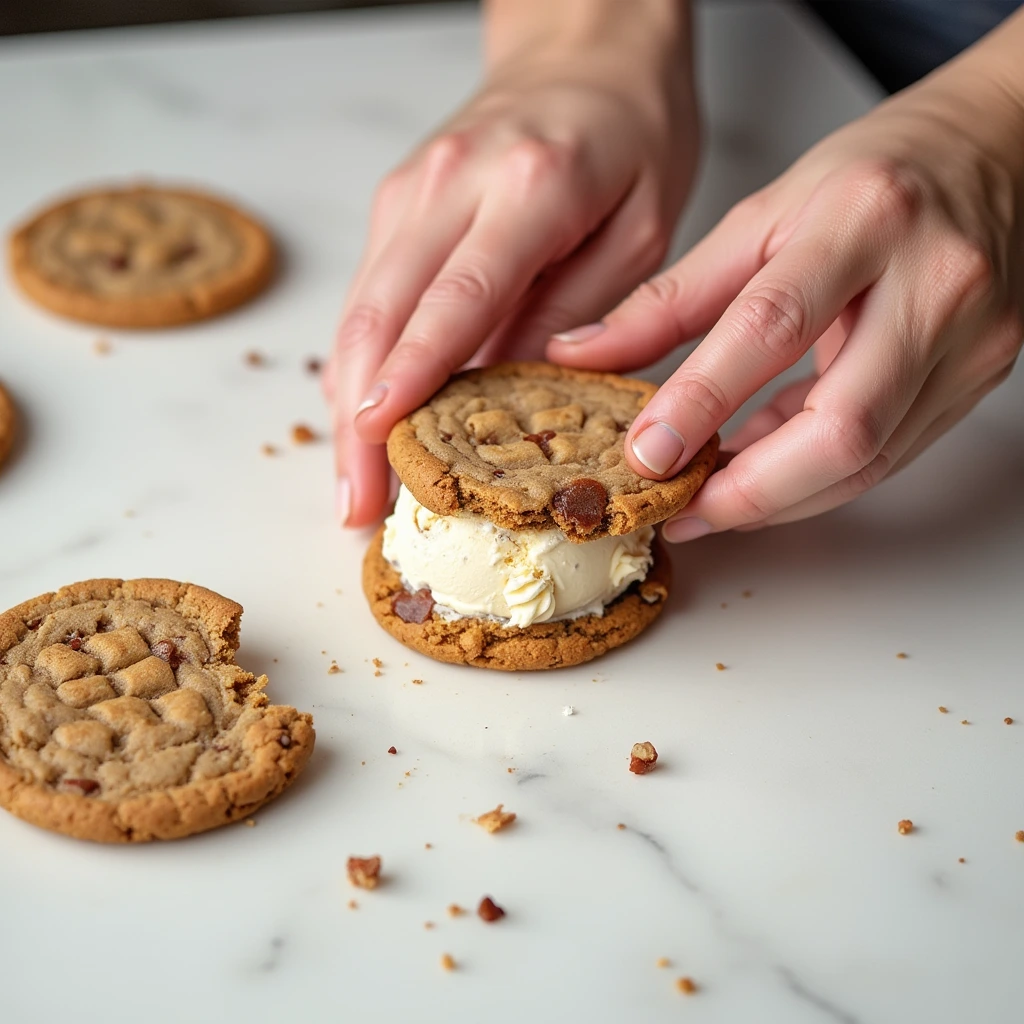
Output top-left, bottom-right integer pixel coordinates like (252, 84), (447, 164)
(325, 13), (1023, 538)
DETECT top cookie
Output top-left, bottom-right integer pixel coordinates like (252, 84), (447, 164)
(8, 184), (275, 328)
(386, 363), (718, 541)
(0, 578), (314, 842)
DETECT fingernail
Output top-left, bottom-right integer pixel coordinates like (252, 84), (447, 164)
(356, 382), (389, 416)
(663, 517), (712, 543)
(551, 322), (606, 344)
(336, 477), (352, 527)
(631, 421), (685, 476)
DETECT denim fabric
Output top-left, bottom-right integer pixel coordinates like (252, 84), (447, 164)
(806, 0), (1023, 92)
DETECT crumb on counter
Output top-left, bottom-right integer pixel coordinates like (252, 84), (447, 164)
(291, 423), (316, 444)
(244, 350), (264, 366)
(474, 804), (516, 833)
(961, 719), (969, 725)
(1016, 831), (1024, 843)
(477, 896), (505, 922)
(327, 661), (342, 675)
(412, 678), (424, 685)
(676, 977), (698, 995)
(440, 954), (456, 972)
(447, 904), (465, 917)
(715, 662), (726, 671)
(424, 921), (435, 930)
(741, 589), (753, 599)
(305, 356), (323, 375)
(347, 855), (382, 890)
(938, 706), (948, 713)
(260, 443), (277, 457)
(616, 823), (626, 831)
(1005, 717), (1014, 725)
(898, 819), (914, 835)
(424, 842), (433, 850)
(93, 337), (112, 355)
(506, 767), (515, 774)
(655, 957), (670, 969)
(387, 746), (397, 755)
(347, 899), (358, 910)
(958, 857), (966, 863)
(896, 652), (908, 659)
(243, 818), (256, 828)
(562, 705), (575, 716)
(629, 741), (658, 775)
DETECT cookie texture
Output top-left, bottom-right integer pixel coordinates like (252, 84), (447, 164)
(9, 184), (275, 328)
(0, 578), (314, 842)
(0, 382), (14, 471)
(387, 363), (718, 541)
(363, 525), (671, 671)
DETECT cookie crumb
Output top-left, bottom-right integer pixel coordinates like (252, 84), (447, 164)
(961, 719), (969, 725)
(938, 706), (948, 714)
(305, 357), (323, 375)
(260, 443), (277, 456)
(360, 760), (366, 766)
(447, 904), (465, 918)
(958, 857), (966, 863)
(616, 823), (626, 831)
(477, 896), (505, 922)
(93, 337), (112, 355)
(562, 705), (575, 716)
(243, 818), (256, 828)
(715, 662), (726, 671)
(629, 741), (658, 775)
(676, 977), (698, 995)
(440, 953), (456, 972)
(741, 589), (753, 599)
(412, 678), (424, 685)
(424, 842), (433, 850)
(474, 804), (516, 833)
(1005, 717), (1013, 725)
(897, 819), (914, 835)
(720, 602), (728, 609)
(424, 921), (435, 930)
(123, 509), (136, 518)
(347, 855), (382, 890)
(347, 899), (358, 910)
(291, 423), (317, 444)
(506, 767), (516, 774)
(1016, 831), (1024, 843)
(372, 658), (383, 668)
(327, 661), (342, 675)
(896, 652), (909, 659)
(387, 746), (397, 755)
(655, 957), (670, 969)
(244, 350), (265, 367)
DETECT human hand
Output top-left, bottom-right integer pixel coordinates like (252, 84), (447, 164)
(549, 43), (1024, 541)
(325, 0), (698, 526)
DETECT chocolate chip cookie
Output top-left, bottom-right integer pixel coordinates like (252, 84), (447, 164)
(0, 382), (15, 471)
(386, 363), (718, 542)
(0, 578), (314, 842)
(362, 525), (672, 671)
(8, 184), (275, 328)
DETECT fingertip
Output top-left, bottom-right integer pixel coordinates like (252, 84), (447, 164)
(626, 420), (687, 479)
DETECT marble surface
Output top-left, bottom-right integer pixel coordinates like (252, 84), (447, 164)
(1, 4), (1022, 1022)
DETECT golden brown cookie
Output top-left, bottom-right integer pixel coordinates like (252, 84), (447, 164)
(0, 382), (15, 471)
(8, 184), (275, 328)
(0, 578), (314, 842)
(363, 525), (671, 671)
(386, 363), (718, 541)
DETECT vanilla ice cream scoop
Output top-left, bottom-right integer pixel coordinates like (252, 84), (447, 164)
(382, 486), (654, 628)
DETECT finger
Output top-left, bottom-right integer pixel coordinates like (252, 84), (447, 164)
(354, 147), (608, 443)
(660, 276), (928, 541)
(480, 183), (671, 366)
(545, 193), (776, 372)
(624, 208), (887, 480)
(719, 373), (817, 454)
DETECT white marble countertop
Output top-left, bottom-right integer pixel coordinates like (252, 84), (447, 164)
(1, 4), (1022, 1022)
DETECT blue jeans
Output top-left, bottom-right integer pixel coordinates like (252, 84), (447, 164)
(806, 0), (1023, 92)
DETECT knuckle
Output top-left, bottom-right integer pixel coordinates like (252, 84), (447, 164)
(423, 262), (495, 307)
(729, 471), (776, 521)
(627, 214), (671, 271)
(986, 313), (1023, 372)
(395, 335), (456, 376)
(373, 169), (406, 210)
(842, 158), (922, 231)
(422, 133), (471, 177)
(839, 447), (893, 499)
(633, 272), (682, 314)
(819, 404), (885, 477)
(674, 372), (731, 426)
(504, 137), (566, 188)
(731, 287), (808, 362)
(336, 302), (389, 354)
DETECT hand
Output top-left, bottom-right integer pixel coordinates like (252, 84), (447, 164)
(549, 37), (1024, 541)
(325, 0), (698, 526)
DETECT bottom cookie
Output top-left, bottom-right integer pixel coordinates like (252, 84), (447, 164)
(0, 382), (15, 470)
(362, 525), (672, 671)
(0, 578), (314, 842)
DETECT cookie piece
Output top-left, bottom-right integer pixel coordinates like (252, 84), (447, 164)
(0, 381), (15, 471)
(363, 525), (671, 671)
(0, 578), (314, 842)
(9, 184), (275, 328)
(387, 363), (718, 541)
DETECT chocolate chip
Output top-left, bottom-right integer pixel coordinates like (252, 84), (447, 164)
(106, 254), (129, 272)
(493, 469), (505, 478)
(64, 630), (86, 651)
(387, 746), (397, 755)
(169, 242), (198, 265)
(279, 734), (292, 748)
(64, 778), (99, 794)
(305, 357), (323, 375)
(151, 638), (182, 670)
(393, 588), (435, 624)
(26, 617), (42, 631)
(477, 896), (505, 922)
(440, 432), (452, 443)
(524, 430), (556, 458)
(552, 478), (608, 533)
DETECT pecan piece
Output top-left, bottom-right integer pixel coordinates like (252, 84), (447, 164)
(629, 741), (658, 775)
(347, 855), (382, 890)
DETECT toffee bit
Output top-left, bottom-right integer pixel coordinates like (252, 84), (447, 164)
(676, 977), (698, 995)
(629, 741), (658, 775)
(896, 652), (909, 659)
(440, 953), (456, 972)
(477, 896), (505, 922)
(291, 423), (317, 444)
(346, 855), (382, 890)
(1016, 831), (1024, 843)
(897, 819), (914, 835)
(715, 662), (726, 671)
(474, 804), (516, 833)
(616, 823), (626, 831)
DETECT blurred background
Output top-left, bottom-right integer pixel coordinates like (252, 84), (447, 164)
(0, 1), (453, 37)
